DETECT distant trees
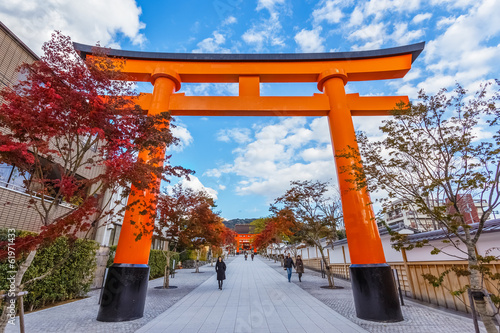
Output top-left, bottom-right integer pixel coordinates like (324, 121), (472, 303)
(156, 184), (234, 280)
(339, 83), (500, 332)
(252, 211), (296, 254)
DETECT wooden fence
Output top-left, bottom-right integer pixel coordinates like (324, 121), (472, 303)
(318, 258), (500, 314)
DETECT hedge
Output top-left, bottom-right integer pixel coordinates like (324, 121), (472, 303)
(0, 232), (99, 312)
(105, 246), (179, 280)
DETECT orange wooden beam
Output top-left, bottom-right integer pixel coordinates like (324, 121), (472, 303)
(112, 54), (412, 84)
(131, 92), (407, 117)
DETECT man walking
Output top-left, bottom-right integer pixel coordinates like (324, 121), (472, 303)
(284, 253), (295, 282)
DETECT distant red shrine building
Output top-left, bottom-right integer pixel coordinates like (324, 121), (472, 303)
(234, 224), (258, 254)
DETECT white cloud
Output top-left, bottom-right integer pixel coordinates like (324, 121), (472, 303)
(412, 12), (432, 24)
(294, 28), (325, 52)
(391, 23), (424, 44)
(349, 22), (386, 50)
(312, 0), (344, 25)
(257, 0), (286, 12)
(364, 0), (422, 19)
(436, 16), (456, 30)
(348, 7), (364, 27)
(242, 1), (287, 51)
(301, 146), (333, 161)
(0, 0), (145, 54)
(349, 21), (423, 50)
(181, 83), (238, 96)
(178, 176), (218, 200)
(168, 125), (193, 152)
(205, 117), (339, 200)
(193, 32), (230, 53)
(222, 16), (237, 25)
(397, 0), (500, 95)
(216, 128), (252, 144)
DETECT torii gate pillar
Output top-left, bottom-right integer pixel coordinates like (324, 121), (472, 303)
(321, 69), (402, 321)
(96, 71), (180, 322)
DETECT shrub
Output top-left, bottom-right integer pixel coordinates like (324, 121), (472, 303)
(0, 233), (99, 312)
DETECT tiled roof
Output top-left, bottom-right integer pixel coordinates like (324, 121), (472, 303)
(406, 219), (500, 243)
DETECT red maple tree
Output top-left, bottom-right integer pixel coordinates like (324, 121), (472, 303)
(252, 209), (295, 251)
(155, 184), (234, 280)
(0, 31), (189, 314)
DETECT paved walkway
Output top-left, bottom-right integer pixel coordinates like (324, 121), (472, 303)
(6, 259), (234, 333)
(6, 255), (491, 332)
(263, 257), (488, 333)
(137, 255), (367, 333)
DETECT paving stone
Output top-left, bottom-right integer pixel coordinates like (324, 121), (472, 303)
(262, 257), (489, 333)
(6, 255), (493, 333)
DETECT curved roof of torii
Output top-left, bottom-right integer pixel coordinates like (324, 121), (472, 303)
(73, 41), (425, 64)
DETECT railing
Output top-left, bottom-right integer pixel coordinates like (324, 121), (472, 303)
(0, 180), (75, 209)
(387, 213), (404, 221)
(0, 179), (28, 193)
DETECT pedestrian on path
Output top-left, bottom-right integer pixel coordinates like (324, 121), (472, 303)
(215, 256), (226, 290)
(284, 253), (295, 282)
(251, 253), (254, 261)
(295, 255), (304, 282)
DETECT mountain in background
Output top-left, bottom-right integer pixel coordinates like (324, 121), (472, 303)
(223, 218), (256, 230)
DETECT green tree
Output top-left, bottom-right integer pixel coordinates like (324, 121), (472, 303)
(272, 180), (343, 288)
(250, 218), (269, 234)
(340, 83), (500, 332)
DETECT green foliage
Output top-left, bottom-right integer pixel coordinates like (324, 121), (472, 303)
(0, 236), (99, 312)
(106, 245), (117, 268)
(148, 250), (179, 279)
(430, 247), (441, 255)
(250, 218), (270, 234)
(148, 250), (168, 279)
(422, 271), (447, 287)
(336, 229), (346, 240)
(223, 218), (257, 230)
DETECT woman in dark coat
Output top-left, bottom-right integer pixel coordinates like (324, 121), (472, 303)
(215, 256), (226, 290)
(295, 255), (304, 282)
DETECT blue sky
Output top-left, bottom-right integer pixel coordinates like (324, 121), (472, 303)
(1, 0), (500, 220)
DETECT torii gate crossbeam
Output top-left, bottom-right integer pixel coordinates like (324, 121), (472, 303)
(74, 41), (425, 323)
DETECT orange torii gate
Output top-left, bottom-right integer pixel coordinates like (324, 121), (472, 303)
(75, 42), (424, 323)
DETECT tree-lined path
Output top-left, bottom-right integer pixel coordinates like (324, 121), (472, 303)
(137, 255), (367, 333)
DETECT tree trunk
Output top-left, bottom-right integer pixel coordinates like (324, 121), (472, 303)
(0, 249), (37, 333)
(466, 242), (498, 333)
(162, 241), (170, 289)
(318, 245), (335, 288)
(195, 250), (200, 273)
(163, 252), (170, 289)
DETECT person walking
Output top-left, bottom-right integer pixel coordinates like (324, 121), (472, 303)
(295, 255), (304, 282)
(251, 253), (254, 261)
(284, 253), (295, 282)
(215, 256), (226, 290)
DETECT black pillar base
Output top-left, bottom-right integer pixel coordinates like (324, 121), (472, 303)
(97, 264), (150, 322)
(350, 263), (403, 322)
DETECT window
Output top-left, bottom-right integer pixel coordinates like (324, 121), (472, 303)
(109, 224), (122, 246)
(0, 163), (29, 191)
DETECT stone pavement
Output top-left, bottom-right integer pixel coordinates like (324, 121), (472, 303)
(263, 257), (488, 333)
(6, 257), (236, 333)
(6, 255), (493, 332)
(137, 255), (367, 333)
